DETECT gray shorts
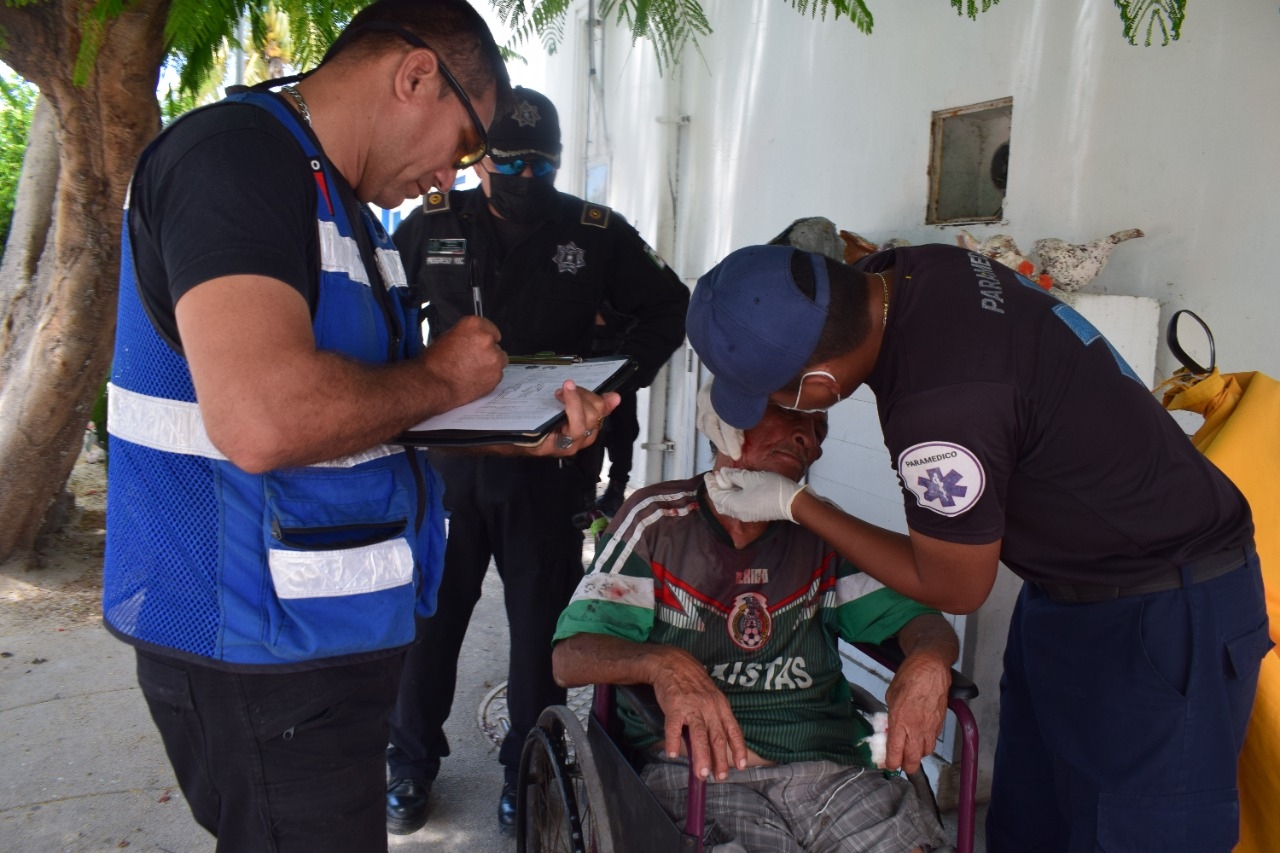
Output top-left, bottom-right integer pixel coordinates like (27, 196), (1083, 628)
(640, 758), (949, 853)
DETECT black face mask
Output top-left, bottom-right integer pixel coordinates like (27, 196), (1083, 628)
(487, 172), (558, 223)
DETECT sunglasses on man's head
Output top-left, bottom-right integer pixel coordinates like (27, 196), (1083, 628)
(326, 21), (489, 169)
(489, 158), (557, 178)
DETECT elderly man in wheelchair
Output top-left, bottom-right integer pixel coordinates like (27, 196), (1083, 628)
(549, 380), (958, 852)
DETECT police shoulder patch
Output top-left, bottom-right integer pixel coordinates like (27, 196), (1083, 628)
(423, 191), (450, 213)
(897, 441), (985, 517)
(642, 242), (668, 270)
(581, 202), (611, 229)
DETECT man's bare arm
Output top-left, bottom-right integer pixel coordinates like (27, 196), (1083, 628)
(883, 613), (959, 774)
(176, 275), (508, 472)
(553, 633), (748, 781)
(790, 489), (1001, 613)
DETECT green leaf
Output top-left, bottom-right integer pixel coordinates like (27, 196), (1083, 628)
(785, 0), (874, 36)
(949, 0), (1002, 22)
(1113, 0), (1185, 46)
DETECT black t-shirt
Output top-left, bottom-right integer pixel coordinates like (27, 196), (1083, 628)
(127, 98), (375, 351)
(862, 244), (1252, 587)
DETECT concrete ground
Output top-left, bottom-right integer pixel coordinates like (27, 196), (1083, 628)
(0, 456), (983, 852)
(0, 565), (517, 853)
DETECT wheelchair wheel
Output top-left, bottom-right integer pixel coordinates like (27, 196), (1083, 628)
(516, 705), (616, 853)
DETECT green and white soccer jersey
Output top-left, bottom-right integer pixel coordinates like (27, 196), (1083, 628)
(554, 476), (937, 767)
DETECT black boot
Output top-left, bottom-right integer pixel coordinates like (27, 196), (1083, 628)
(498, 780), (517, 830)
(387, 777), (432, 835)
(595, 480), (627, 517)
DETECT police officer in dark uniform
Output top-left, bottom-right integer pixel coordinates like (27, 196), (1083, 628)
(386, 86), (688, 833)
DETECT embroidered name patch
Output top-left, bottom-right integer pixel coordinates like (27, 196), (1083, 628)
(898, 441), (984, 517)
(426, 238), (466, 266)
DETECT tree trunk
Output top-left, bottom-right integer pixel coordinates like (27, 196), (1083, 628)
(0, 0), (168, 563)
(0, 97), (60, 388)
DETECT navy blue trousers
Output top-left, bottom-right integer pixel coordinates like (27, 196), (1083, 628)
(987, 552), (1271, 852)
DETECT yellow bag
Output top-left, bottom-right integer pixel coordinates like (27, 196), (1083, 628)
(1161, 368), (1280, 853)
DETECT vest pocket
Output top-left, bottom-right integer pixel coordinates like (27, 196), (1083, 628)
(261, 468), (418, 660)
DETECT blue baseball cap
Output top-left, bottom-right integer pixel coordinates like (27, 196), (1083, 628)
(687, 245), (830, 429)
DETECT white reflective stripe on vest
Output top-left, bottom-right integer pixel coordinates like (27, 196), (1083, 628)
(107, 381), (227, 459)
(319, 219), (369, 286)
(376, 246), (409, 290)
(268, 537), (415, 599)
(106, 383), (403, 468)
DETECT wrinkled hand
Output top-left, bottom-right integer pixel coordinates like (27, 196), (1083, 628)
(651, 650), (749, 781)
(421, 316), (506, 406)
(525, 380), (620, 458)
(696, 383), (743, 460)
(882, 654), (952, 774)
(704, 468), (811, 523)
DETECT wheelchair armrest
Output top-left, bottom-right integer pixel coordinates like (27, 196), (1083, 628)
(852, 638), (979, 701)
(611, 683), (667, 734)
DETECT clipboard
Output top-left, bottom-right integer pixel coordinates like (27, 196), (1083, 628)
(396, 357), (638, 447)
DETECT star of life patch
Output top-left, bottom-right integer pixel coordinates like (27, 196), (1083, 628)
(727, 592), (771, 651)
(898, 441), (985, 517)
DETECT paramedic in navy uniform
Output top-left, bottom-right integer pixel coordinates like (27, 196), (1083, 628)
(102, 4), (615, 851)
(386, 86), (688, 832)
(684, 243), (1269, 853)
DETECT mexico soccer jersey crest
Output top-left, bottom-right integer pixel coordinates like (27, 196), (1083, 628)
(728, 592), (772, 650)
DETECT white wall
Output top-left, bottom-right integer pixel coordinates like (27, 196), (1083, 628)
(518, 0), (1280, 385)
(559, 0), (1278, 380)
(520, 0), (1280, 797)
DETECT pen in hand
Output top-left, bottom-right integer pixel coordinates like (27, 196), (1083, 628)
(470, 259), (484, 318)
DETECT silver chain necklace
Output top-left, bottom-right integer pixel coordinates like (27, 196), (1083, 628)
(282, 85), (311, 126)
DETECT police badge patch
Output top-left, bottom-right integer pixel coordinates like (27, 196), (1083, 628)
(553, 242), (586, 274)
(727, 592), (771, 651)
(511, 98), (541, 128)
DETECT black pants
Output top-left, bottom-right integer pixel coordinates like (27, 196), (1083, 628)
(600, 390), (640, 487)
(388, 455), (587, 785)
(136, 648), (403, 853)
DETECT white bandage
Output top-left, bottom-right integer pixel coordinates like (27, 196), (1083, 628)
(696, 381), (744, 461)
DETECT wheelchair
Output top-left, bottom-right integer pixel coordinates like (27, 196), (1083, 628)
(516, 639), (980, 853)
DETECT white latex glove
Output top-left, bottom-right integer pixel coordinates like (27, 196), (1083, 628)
(704, 468), (812, 523)
(696, 382), (744, 461)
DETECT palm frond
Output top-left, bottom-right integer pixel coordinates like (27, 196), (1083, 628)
(497, 0), (709, 73)
(949, 0), (1002, 22)
(1114, 0), (1185, 46)
(785, 0), (874, 36)
(600, 0), (711, 73)
(495, 0), (573, 57)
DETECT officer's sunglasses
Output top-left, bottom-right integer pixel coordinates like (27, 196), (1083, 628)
(489, 158), (557, 178)
(324, 21), (490, 169)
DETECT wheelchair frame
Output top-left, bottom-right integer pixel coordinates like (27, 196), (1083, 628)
(516, 640), (979, 853)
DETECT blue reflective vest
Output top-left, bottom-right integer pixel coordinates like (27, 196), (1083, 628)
(104, 92), (446, 667)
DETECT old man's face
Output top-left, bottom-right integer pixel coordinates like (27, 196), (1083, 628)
(729, 405), (828, 482)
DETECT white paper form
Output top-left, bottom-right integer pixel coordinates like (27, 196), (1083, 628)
(406, 358), (630, 433)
